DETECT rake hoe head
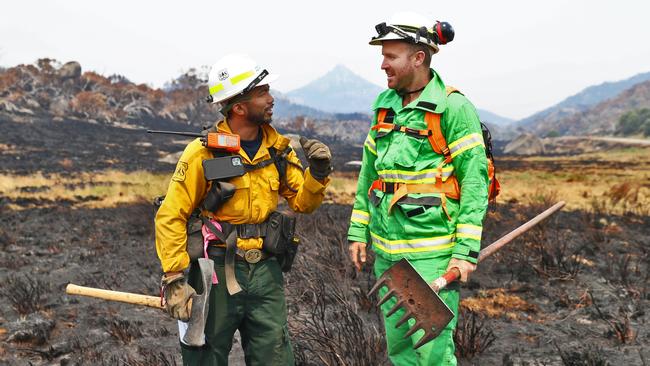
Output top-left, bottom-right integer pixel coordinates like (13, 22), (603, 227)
(368, 258), (454, 349)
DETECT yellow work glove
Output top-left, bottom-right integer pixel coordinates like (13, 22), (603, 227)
(161, 273), (195, 321)
(300, 136), (332, 180)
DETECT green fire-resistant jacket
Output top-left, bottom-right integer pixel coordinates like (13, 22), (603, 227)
(347, 69), (488, 264)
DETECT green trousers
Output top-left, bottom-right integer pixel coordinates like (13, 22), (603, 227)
(374, 255), (459, 366)
(181, 257), (294, 366)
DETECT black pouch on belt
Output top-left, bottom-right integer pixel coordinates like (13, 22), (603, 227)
(278, 238), (299, 273)
(262, 211), (298, 272)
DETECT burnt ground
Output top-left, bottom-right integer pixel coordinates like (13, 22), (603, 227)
(0, 113), (363, 177)
(0, 116), (649, 365)
(0, 113), (197, 176)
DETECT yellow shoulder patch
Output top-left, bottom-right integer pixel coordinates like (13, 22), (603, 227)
(172, 161), (188, 182)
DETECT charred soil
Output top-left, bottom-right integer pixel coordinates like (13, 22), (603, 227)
(0, 116), (648, 365)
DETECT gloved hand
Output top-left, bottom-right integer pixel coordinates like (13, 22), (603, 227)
(299, 136), (332, 181)
(161, 272), (196, 321)
(446, 258), (477, 283)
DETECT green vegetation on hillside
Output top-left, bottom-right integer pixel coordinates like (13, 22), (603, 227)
(617, 108), (650, 136)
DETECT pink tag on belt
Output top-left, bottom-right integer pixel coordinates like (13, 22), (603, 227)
(201, 218), (222, 284)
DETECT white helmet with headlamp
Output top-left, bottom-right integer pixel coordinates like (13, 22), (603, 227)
(369, 11), (455, 54)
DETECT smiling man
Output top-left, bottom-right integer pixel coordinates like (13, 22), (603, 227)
(155, 54), (332, 365)
(347, 12), (489, 366)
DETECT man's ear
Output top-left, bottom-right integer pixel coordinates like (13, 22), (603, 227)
(413, 50), (426, 67)
(231, 102), (246, 117)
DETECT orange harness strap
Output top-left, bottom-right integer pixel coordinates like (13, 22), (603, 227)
(368, 177), (460, 220)
(373, 110), (452, 164)
(368, 86), (469, 219)
(371, 123), (432, 138)
(424, 112), (452, 164)
(377, 109), (388, 124)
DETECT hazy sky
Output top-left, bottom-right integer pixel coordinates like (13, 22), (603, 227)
(1, 0), (648, 119)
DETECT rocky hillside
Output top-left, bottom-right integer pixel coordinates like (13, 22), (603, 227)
(518, 70), (650, 130)
(0, 58), (216, 127)
(0, 58), (372, 147)
(529, 79), (650, 136)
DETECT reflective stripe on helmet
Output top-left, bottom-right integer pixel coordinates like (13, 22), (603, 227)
(209, 70), (257, 96)
(209, 83), (224, 96)
(230, 70), (255, 85)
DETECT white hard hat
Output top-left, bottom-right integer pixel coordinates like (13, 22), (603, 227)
(370, 12), (454, 55)
(206, 54), (278, 104)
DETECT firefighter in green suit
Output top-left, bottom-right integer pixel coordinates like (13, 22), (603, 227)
(347, 12), (489, 366)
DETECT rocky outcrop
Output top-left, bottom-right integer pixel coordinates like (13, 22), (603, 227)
(504, 133), (545, 155)
(0, 58), (217, 127)
(58, 61), (81, 80)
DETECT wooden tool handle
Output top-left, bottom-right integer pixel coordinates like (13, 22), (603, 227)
(66, 283), (164, 309)
(430, 201), (566, 292)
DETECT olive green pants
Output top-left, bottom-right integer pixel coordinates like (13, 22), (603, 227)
(374, 256), (460, 366)
(181, 257), (294, 366)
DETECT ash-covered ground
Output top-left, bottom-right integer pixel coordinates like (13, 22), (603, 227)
(1, 115), (648, 365)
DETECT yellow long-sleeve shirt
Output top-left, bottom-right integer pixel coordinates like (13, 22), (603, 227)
(155, 120), (328, 272)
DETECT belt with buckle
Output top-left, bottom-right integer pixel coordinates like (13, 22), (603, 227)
(207, 246), (272, 264)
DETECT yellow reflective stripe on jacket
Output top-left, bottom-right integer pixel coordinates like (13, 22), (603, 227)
(377, 166), (454, 184)
(449, 133), (484, 158)
(351, 210), (370, 225)
(456, 223), (482, 241)
(370, 231), (455, 254)
(364, 134), (377, 155)
(364, 135), (377, 155)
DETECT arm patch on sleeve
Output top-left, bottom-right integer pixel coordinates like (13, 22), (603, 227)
(172, 161), (189, 182)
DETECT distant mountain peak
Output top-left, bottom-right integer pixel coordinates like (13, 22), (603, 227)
(286, 65), (383, 114)
(331, 64), (352, 73)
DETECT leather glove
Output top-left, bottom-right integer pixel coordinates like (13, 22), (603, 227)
(300, 136), (332, 180)
(161, 273), (196, 321)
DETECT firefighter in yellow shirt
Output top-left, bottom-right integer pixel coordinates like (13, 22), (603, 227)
(155, 54), (331, 365)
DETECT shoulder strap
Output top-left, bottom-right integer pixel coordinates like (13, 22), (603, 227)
(424, 86), (461, 164)
(425, 112), (451, 163)
(270, 146), (299, 193)
(376, 108), (395, 124)
(445, 86), (461, 96)
(377, 109), (387, 124)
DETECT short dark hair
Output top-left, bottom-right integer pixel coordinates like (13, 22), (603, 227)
(409, 43), (432, 68)
(221, 93), (250, 116)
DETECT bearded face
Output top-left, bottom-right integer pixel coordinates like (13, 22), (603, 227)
(242, 85), (274, 125)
